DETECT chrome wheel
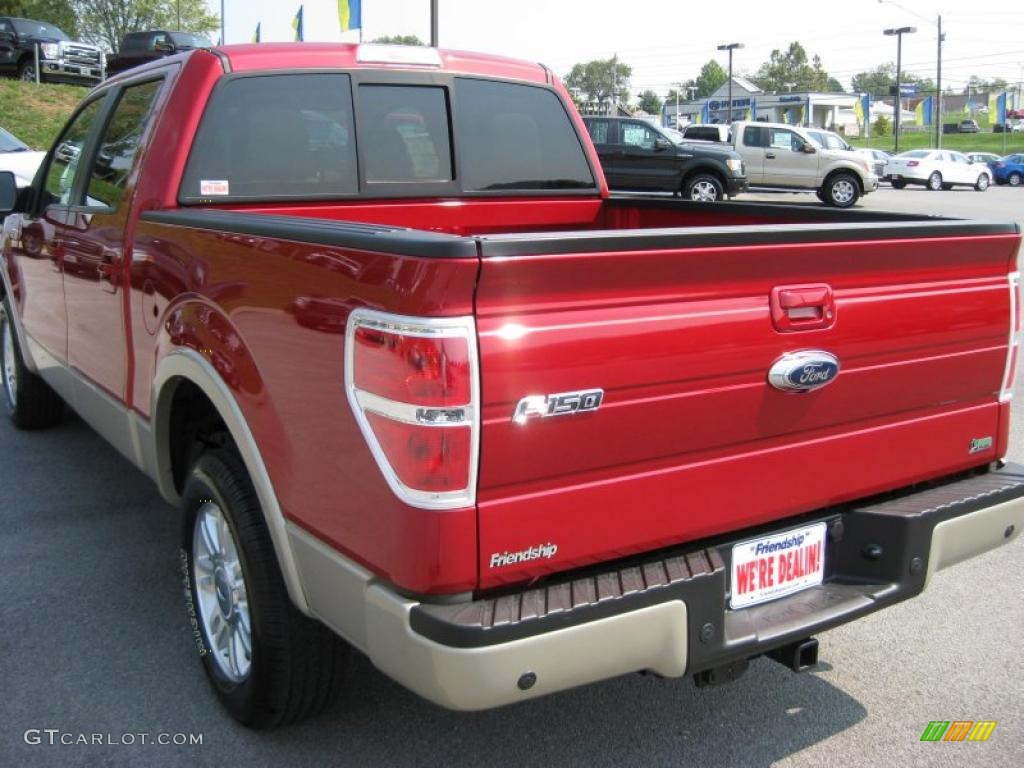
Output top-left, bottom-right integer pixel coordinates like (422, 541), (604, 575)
(19, 65), (35, 82)
(689, 179), (720, 202)
(193, 501), (252, 683)
(928, 172), (942, 191)
(1, 309), (17, 409)
(1010, 173), (1022, 187)
(976, 174), (989, 191)
(830, 179), (856, 205)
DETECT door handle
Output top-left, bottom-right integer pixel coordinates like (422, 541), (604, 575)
(766, 152), (776, 159)
(770, 284), (835, 332)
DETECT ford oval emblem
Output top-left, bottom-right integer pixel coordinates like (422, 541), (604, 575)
(768, 351), (840, 393)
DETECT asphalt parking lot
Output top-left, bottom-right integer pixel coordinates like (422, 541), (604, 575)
(2, 186), (1023, 768)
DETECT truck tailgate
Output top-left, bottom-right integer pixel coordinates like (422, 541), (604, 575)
(473, 225), (1020, 589)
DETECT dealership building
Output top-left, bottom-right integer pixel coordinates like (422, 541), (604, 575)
(663, 76), (861, 131)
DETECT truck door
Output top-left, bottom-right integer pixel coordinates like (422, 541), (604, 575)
(762, 127), (817, 187)
(6, 97), (108, 365)
(59, 77), (164, 399)
(738, 124), (766, 183)
(616, 120), (670, 190)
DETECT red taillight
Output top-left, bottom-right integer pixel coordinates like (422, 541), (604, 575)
(346, 310), (478, 508)
(354, 327), (470, 405)
(907, 160), (919, 167)
(1000, 272), (1021, 403)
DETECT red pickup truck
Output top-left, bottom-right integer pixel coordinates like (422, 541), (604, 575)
(1, 43), (1023, 729)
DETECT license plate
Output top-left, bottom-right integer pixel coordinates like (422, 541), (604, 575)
(730, 522), (826, 609)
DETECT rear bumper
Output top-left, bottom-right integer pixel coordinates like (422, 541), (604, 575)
(294, 464), (1024, 711)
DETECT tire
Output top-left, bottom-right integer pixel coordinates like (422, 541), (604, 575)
(682, 173), (724, 202)
(1, 298), (65, 429)
(18, 61), (36, 82)
(181, 448), (348, 728)
(975, 174), (990, 191)
(927, 172), (943, 191)
(891, 179), (907, 189)
(823, 173), (860, 208)
(1009, 172), (1022, 187)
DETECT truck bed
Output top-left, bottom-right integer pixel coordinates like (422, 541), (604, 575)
(138, 198), (1021, 592)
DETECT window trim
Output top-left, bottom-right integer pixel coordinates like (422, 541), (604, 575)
(176, 68), (601, 205)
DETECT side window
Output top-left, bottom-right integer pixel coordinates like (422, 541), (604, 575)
(621, 122), (655, 149)
(151, 33), (169, 50)
(85, 79), (162, 209)
(0, 19), (10, 35)
(743, 126), (763, 147)
(44, 99), (104, 207)
(586, 120), (610, 144)
(768, 128), (797, 151)
(181, 73), (358, 201)
(359, 85), (452, 182)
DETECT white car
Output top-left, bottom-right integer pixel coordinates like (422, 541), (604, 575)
(886, 149), (992, 191)
(0, 127), (45, 188)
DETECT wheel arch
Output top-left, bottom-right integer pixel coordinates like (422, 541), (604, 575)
(822, 167), (864, 195)
(681, 163), (727, 190)
(151, 348), (311, 614)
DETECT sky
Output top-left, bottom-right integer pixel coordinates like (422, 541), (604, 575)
(206, 0), (1024, 97)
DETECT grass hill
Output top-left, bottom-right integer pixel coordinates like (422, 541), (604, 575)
(0, 80), (86, 150)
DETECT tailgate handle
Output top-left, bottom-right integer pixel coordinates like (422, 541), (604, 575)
(771, 284), (835, 332)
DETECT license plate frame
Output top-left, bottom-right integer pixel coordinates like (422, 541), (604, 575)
(729, 521), (827, 610)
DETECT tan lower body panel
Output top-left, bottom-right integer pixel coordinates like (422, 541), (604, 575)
(926, 496), (1024, 585)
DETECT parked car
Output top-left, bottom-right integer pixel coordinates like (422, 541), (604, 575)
(990, 154), (1024, 186)
(854, 148), (890, 180)
(886, 149), (992, 191)
(966, 152), (1001, 166)
(0, 127), (44, 187)
(958, 119), (980, 133)
(726, 121), (877, 207)
(2, 43), (1022, 730)
(681, 124), (731, 143)
(583, 116), (747, 201)
(106, 30), (213, 76)
(0, 16), (103, 84)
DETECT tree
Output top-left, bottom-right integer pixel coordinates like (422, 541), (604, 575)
(852, 63), (896, 100)
(636, 89), (662, 115)
(693, 59), (727, 98)
(0, 1), (77, 37)
(563, 56), (631, 107)
(371, 35), (424, 46)
(69, 1), (219, 51)
(872, 114), (891, 137)
(752, 42), (836, 92)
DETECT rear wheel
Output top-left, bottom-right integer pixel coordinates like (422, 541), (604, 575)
(1009, 172), (1022, 187)
(682, 173), (724, 202)
(1, 298), (64, 429)
(823, 173), (860, 208)
(891, 179), (907, 189)
(927, 172), (943, 191)
(975, 174), (990, 191)
(181, 448), (348, 728)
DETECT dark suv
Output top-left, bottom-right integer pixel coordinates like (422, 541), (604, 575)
(582, 116), (747, 201)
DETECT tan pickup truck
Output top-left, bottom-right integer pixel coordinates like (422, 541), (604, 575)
(727, 121), (878, 207)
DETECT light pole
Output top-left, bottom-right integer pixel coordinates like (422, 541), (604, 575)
(878, 1), (943, 147)
(884, 26), (916, 152)
(717, 42), (743, 125)
(220, 0), (224, 44)
(430, 0), (439, 47)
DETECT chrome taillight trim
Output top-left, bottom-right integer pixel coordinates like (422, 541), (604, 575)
(999, 271), (1020, 404)
(344, 308), (479, 510)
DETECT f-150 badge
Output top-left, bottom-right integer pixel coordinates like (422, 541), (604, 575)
(768, 351), (840, 393)
(513, 389), (603, 424)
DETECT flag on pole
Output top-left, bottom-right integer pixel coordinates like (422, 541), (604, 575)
(914, 96), (932, 126)
(338, 0), (362, 32)
(251, 22), (261, 43)
(292, 6), (304, 41)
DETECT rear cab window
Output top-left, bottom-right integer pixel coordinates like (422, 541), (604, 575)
(180, 72), (595, 202)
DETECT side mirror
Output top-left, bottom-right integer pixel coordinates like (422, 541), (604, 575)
(800, 143), (817, 154)
(654, 137), (671, 150)
(0, 171), (17, 217)
(154, 41), (174, 53)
